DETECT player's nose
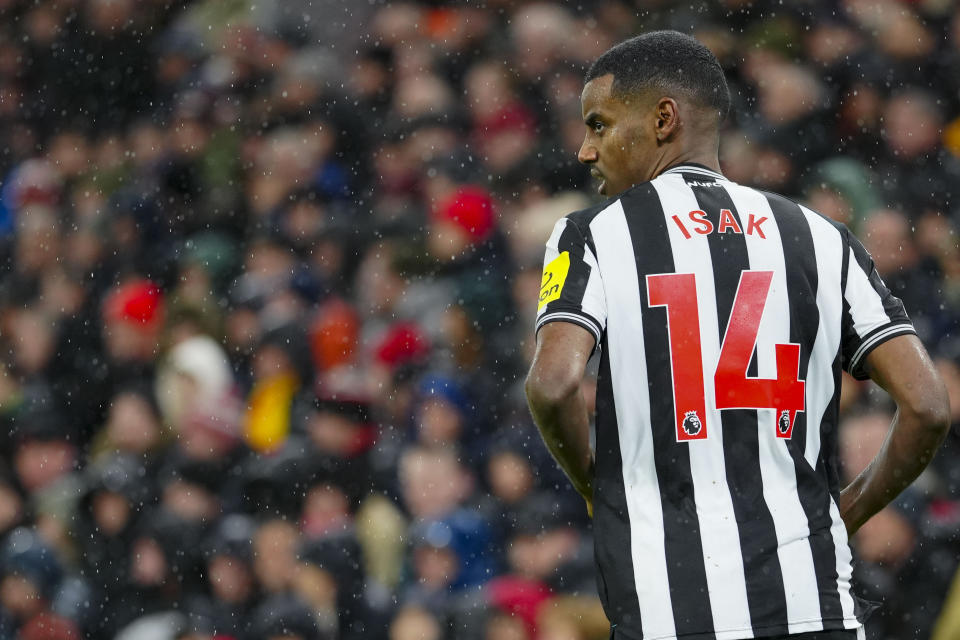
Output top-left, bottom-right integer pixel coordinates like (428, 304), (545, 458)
(578, 138), (597, 164)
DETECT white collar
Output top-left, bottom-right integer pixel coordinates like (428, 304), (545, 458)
(661, 164), (726, 180)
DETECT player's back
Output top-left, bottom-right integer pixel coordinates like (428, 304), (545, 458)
(536, 163), (913, 639)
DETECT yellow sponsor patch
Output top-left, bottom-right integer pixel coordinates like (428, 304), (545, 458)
(538, 251), (570, 310)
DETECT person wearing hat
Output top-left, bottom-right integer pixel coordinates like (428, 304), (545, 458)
(101, 278), (166, 368)
(102, 510), (189, 636)
(244, 323), (314, 454)
(398, 447), (497, 605)
(9, 400), (83, 542)
(295, 534), (377, 640)
(401, 518), (464, 621)
(74, 453), (154, 618)
(426, 185), (516, 340)
(0, 528), (72, 639)
(503, 494), (594, 595)
(246, 594), (328, 640)
(196, 514), (259, 635)
(411, 374), (474, 451)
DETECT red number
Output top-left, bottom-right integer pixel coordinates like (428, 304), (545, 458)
(647, 273), (708, 441)
(647, 271), (805, 442)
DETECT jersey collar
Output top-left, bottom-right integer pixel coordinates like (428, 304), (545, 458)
(660, 163), (726, 180)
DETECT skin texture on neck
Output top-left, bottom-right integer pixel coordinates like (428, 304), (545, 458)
(578, 73), (721, 196)
(647, 133), (722, 177)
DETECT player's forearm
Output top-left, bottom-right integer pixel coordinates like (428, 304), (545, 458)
(525, 380), (593, 499)
(839, 406), (949, 534)
(840, 335), (950, 535)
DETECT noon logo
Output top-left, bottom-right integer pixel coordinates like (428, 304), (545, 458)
(539, 251), (571, 310)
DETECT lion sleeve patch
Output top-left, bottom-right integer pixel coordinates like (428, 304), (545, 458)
(538, 251), (571, 310)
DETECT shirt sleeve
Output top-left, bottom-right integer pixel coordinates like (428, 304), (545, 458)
(535, 217), (607, 348)
(840, 228), (916, 380)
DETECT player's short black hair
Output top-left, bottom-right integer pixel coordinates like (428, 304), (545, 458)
(586, 31), (730, 123)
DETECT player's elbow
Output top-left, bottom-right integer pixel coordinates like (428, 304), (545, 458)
(525, 366), (581, 413)
(901, 381), (951, 440)
(917, 397), (950, 439)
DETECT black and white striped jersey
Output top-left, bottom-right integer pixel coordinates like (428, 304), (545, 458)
(535, 163), (913, 640)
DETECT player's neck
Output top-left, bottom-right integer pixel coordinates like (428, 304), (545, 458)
(650, 149), (721, 180)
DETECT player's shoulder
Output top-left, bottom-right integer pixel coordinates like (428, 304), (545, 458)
(561, 181), (665, 233)
(561, 196), (620, 233)
(754, 186), (853, 239)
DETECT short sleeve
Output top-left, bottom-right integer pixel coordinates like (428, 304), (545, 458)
(535, 217), (607, 348)
(840, 229), (916, 380)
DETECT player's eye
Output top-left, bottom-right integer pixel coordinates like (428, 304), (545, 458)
(592, 121), (605, 134)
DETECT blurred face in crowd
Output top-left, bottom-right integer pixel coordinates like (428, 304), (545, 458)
(487, 450), (534, 504)
(578, 74), (655, 197)
(414, 397), (463, 446)
(754, 62), (822, 126)
(839, 412), (891, 483)
(252, 343), (296, 383)
(253, 520), (299, 593)
(105, 391), (161, 455)
(465, 61), (514, 123)
(399, 448), (472, 519)
(413, 544), (458, 589)
(510, 4), (573, 79)
(389, 606), (441, 640)
(9, 308), (56, 376)
(86, 0), (134, 33)
(92, 490), (131, 537)
(207, 554), (253, 604)
(861, 209), (916, 276)
(15, 206), (60, 277)
(803, 185), (853, 227)
(15, 438), (75, 492)
(103, 319), (159, 365)
(508, 527), (579, 579)
(539, 616), (587, 640)
(355, 242), (404, 317)
(301, 483), (349, 537)
(839, 410), (917, 565)
(162, 480), (219, 522)
(225, 307), (261, 356)
(0, 574), (42, 619)
(306, 409), (362, 457)
(292, 562), (337, 615)
(883, 90), (942, 160)
(428, 217), (474, 262)
(131, 536), (168, 587)
(485, 613), (529, 640)
(0, 483), (23, 535)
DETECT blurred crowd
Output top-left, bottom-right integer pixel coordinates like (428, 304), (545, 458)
(0, 0), (960, 639)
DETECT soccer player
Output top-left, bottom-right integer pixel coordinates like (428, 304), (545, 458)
(525, 31), (950, 640)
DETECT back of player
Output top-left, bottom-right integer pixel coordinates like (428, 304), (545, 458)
(536, 163), (914, 639)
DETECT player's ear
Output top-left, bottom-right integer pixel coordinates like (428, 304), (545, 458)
(654, 97), (680, 141)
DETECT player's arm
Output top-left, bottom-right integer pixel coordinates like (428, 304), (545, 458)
(837, 334), (950, 535)
(525, 321), (596, 507)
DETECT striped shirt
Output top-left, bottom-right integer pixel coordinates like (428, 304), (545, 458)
(535, 164), (913, 640)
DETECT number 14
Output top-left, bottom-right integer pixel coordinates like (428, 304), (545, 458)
(646, 270), (805, 442)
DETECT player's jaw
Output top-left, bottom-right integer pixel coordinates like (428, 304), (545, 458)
(590, 168), (607, 195)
